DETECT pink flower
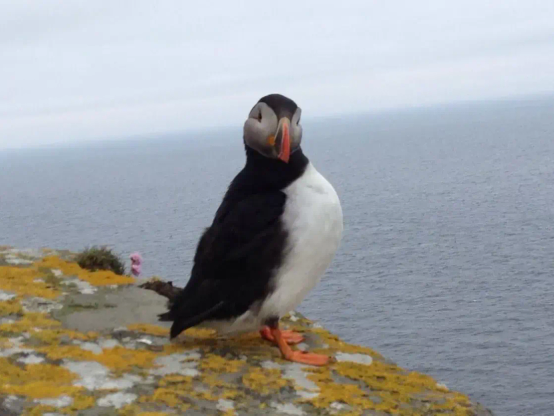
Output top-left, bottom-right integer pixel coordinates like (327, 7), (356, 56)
(130, 252), (142, 277)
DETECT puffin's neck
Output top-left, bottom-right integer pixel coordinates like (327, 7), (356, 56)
(213, 145), (309, 222)
(241, 145), (309, 192)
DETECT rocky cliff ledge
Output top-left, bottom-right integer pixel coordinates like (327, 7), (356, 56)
(0, 247), (492, 415)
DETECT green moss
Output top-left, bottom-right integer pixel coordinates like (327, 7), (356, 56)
(75, 246), (126, 275)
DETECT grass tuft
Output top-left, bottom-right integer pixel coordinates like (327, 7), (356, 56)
(75, 246), (125, 275)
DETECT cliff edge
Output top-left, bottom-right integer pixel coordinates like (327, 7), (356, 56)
(0, 246), (492, 415)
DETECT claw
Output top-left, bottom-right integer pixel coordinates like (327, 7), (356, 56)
(269, 326), (332, 367)
(285, 350), (332, 366)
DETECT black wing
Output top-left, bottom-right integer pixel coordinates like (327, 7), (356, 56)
(160, 191), (288, 338)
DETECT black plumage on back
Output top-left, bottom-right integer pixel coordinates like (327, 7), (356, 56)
(160, 146), (309, 339)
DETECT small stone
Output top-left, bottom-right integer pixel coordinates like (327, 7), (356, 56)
(18, 354), (45, 365)
(97, 392), (138, 409)
(436, 382), (449, 391)
(5, 255), (33, 265)
(149, 352), (201, 377)
(63, 361), (141, 391)
(80, 342), (103, 355)
(217, 399), (235, 412)
(3, 395), (24, 412)
(0, 337), (32, 357)
(148, 344), (164, 352)
(38, 395), (73, 408)
(270, 402), (305, 415)
(282, 363), (320, 398)
(136, 337), (153, 345)
(0, 290), (16, 301)
(98, 339), (121, 349)
(62, 278), (96, 295)
(261, 361), (282, 370)
(59, 335), (71, 344)
(114, 327), (128, 333)
(330, 402), (347, 410)
(21, 297), (63, 313)
(296, 343), (309, 351)
(335, 352), (373, 365)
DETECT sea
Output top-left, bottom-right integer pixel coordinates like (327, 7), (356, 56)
(2, 96), (554, 415)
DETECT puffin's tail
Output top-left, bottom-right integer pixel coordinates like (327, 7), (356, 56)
(158, 311), (173, 322)
(158, 299), (225, 339)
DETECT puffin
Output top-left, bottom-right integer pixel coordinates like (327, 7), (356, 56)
(159, 94), (343, 365)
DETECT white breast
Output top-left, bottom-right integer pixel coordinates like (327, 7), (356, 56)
(260, 162), (343, 319)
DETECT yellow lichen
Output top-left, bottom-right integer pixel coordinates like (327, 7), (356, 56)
(0, 298), (22, 315)
(151, 371), (243, 406)
(62, 393), (96, 414)
(192, 368), (243, 401)
(304, 366), (376, 410)
(200, 354), (244, 373)
(158, 374), (194, 387)
(197, 373), (243, 401)
(428, 393), (473, 414)
(139, 386), (191, 412)
(127, 323), (169, 337)
(334, 360), (435, 396)
(0, 358), (80, 399)
(30, 327), (98, 344)
(184, 327), (217, 338)
(242, 367), (288, 395)
(310, 326), (383, 359)
(37, 345), (158, 373)
(0, 336), (12, 348)
(302, 355), (475, 415)
(0, 312), (61, 333)
(36, 345), (96, 362)
(161, 342), (198, 355)
(37, 256), (135, 286)
(119, 404), (174, 416)
(0, 266), (60, 300)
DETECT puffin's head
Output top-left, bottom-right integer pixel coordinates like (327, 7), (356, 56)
(243, 94), (302, 163)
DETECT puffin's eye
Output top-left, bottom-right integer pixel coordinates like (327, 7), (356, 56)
(257, 110), (262, 122)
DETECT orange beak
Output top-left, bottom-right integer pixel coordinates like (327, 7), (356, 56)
(276, 117), (291, 163)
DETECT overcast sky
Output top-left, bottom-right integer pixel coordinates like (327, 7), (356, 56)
(1, 1), (553, 149)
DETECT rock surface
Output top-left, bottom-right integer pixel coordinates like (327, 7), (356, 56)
(0, 246), (493, 415)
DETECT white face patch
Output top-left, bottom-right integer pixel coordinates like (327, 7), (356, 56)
(243, 102), (279, 158)
(290, 107), (303, 149)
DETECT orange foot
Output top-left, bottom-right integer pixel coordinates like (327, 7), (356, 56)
(270, 327), (332, 366)
(260, 326), (304, 345)
(283, 350), (332, 366)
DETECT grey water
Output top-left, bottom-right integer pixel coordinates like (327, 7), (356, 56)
(2, 96), (554, 415)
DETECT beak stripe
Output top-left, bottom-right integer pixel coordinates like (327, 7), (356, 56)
(278, 118), (291, 163)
